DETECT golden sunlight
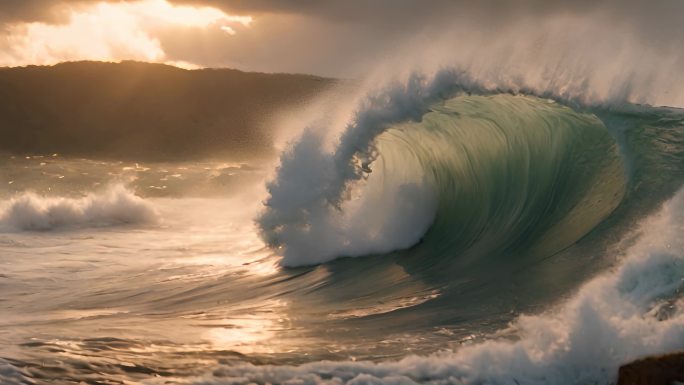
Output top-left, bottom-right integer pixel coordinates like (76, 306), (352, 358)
(0, 0), (252, 67)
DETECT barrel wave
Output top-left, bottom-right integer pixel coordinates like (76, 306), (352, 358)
(3, 70), (684, 385)
(258, 88), (627, 267)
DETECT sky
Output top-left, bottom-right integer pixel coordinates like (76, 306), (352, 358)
(1, 0), (684, 78)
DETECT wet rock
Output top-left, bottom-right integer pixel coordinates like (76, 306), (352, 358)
(618, 351), (684, 385)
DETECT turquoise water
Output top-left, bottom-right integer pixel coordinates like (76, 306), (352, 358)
(1, 88), (684, 384)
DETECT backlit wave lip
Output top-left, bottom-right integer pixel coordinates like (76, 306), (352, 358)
(257, 69), (645, 267)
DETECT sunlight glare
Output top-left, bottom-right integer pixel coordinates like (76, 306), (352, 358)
(0, 0), (252, 67)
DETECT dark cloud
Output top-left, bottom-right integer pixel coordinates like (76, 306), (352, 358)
(0, 0), (134, 23)
(2, 0), (683, 34)
(0, 0), (60, 22)
(0, 1), (131, 23)
(0, 0), (651, 23)
(0, 0), (681, 21)
(168, 0), (674, 24)
(155, 0), (684, 76)
(172, 1), (460, 20)
(0, 0), (683, 80)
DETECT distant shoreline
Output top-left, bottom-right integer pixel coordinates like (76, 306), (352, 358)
(0, 61), (335, 161)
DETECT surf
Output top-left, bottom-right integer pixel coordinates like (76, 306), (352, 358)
(204, 70), (684, 385)
(2, 69), (684, 385)
(0, 184), (158, 231)
(257, 70), (662, 267)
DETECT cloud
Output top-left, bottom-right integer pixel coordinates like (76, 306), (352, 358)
(0, 0), (110, 23)
(0, 0), (63, 22)
(0, 0), (683, 84)
(155, 0), (684, 83)
(0, 0), (251, 67)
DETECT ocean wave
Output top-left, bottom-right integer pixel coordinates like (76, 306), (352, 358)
(175, 188), (684, 385)
(0, 359), (33, 385)
(0, 184), (158, 231)
(257, 69), (638, 266)
(257, 66), (684, 267)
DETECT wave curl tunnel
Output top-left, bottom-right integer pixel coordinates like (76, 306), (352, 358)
(258, 83), (627, 267)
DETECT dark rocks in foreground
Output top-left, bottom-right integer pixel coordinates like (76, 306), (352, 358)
(618, 351), (684, 385)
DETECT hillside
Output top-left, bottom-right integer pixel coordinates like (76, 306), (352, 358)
(0, 61), (335, 161)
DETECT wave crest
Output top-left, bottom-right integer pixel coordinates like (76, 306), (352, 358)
(196, 189), (684, 385)
(0, 184), (158, 231)
(258, 73), (627, 266)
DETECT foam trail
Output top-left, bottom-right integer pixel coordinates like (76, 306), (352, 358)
(191, 188), (684, 385)
(0, 184), (158, 231)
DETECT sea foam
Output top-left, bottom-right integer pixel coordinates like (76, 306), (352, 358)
(182, 188), (684, 385)
(0, 184), (158, 231)
(258, 72), (471, 266)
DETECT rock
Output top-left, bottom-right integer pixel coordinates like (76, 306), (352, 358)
(618, 351), (684, 385)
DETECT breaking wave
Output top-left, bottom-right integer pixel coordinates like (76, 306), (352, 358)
(240, 68), (684, 384)
(0, 184), (158, 231)
(258, 71), (638, 266)
(191, 188), (684, 385)
(2, 69), (683, 385)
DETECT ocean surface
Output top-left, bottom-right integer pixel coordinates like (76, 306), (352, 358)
(1, 72), (684, 384)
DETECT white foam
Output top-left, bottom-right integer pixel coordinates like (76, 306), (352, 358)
(256, 67), (658, 267)
(258, 72), (473, 266)
(0, 184), (158, 231)
(190, 188), (684, 384)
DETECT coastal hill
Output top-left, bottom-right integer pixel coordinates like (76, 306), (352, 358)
(0, 61), (335, 161)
